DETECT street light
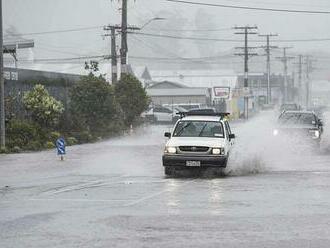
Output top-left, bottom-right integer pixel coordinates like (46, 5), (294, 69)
(140, 17), (166, 30)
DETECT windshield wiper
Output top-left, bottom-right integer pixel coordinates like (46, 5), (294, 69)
(175, 123), (191, 136)
(198, 123), (208, 137)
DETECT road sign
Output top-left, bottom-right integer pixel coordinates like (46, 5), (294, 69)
(56, 138), (66, 156)
(4, 70), (18, 81)
(243, 87), (250, 97)
(213, 87), (230, 99)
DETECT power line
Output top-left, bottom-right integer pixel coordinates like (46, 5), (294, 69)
(17, 55), (107, 63)
(234, 25), (259, 119)
(276, 47), (295, 102)
(259, 33), (278, 104)
(146, 27), (232, 32)
(219, 0), (330, 9)
(4, 26), (103, 38)
(132, 31), (330, 43)
(131, 32), (242, 42)
(165, 0), (330, 14)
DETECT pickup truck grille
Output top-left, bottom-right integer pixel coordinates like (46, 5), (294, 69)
(179, 146), (209, 152)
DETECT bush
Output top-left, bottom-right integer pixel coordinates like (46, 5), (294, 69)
(0, 147), (8, 154)
(67, 137), (78, 146)
(72, 130), (95, 143)
(115, 74), (149, 126)
(48, 131), (61, 142)
(70, 74), (122, 136)
(10, 146), (21, 153)
(46, 141), (56, 149)
(6, 119), (41, 150)
(25, 141), (43, 151)
(23, 84), (64, 128)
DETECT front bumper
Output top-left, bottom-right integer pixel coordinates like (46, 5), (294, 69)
(162, 154), (228, 168)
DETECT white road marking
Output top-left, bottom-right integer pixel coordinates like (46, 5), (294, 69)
(0, 198), (128, 204)
(42, 174), (129, 195)
(123, 180), (193, 207)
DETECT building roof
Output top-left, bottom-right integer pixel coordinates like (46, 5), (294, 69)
(141, 67), (152, 81)
(149, 69), (238, 89)
(147, 87), (209, 97)
(148, 81), (188, 89)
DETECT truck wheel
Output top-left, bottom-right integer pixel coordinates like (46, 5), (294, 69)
(164, 166), (175, 176)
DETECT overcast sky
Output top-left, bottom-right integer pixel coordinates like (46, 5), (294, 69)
(3, 0), (330, 75)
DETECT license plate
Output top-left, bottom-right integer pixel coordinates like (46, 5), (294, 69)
(186, 161), (201, 167)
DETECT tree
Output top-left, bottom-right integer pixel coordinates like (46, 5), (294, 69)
(85, 60), (99, 74)
(115, 74), (149, 126)
(70, 74), (122, 135)
(23, 84), (64, 128)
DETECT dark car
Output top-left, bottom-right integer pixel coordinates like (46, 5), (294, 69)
(273, 111), (323, 148)
(280, 103), (301, 112)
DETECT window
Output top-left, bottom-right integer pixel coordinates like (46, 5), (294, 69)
(279, 113), (316, 126)
(224, 121), (231, 140)
(173, 121), (224, 138)
(154, 107), (172, 113)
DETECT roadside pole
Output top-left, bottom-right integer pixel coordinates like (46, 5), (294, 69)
(0, 0), (5, 149)
(234, 25), (258, 120)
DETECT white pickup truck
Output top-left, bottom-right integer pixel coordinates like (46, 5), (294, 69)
(162, 112), (235, 176)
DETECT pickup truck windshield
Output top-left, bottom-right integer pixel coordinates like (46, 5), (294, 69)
(173, 121), (224, 138)
(279, 113), (316, 126)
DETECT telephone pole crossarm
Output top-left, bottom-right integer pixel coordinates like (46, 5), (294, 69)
(258, 33), (278, 104)
(233, 25), (258, 119)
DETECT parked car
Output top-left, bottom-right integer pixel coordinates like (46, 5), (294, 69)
(142, 105), (177, 123)
(163, 112), (235, 176)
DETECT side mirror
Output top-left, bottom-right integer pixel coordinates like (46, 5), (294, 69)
(164, 132), (171, 138)
(319, 119), (323, 126)
(229, 134), (236, 139)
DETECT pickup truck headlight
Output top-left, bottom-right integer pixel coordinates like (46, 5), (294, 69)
(212, 148), (225, 155)
(165, 146), (177, 154)
(273, 129), (279, 136)
(309, 130), (320, 139)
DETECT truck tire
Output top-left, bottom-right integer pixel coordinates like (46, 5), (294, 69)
(164, 166), (176, 176)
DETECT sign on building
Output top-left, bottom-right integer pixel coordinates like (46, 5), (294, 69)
(213, 87), (230, 99)
(4, 71), (11, 80)
(3, 71), (19, 81)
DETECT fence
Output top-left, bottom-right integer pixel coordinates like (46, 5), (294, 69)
(4, 67), (81, 118)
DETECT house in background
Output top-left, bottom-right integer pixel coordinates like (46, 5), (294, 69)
(133, 67), (241, 118)
(146, 81), (211, 106)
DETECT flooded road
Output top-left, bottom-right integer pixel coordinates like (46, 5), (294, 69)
(1, 113), (330, 248)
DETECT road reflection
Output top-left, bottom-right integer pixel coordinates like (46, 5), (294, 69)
(208, 179), (225, 215)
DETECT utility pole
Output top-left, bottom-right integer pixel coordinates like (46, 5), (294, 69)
(104, 25), (120, 83)
(293, 55), (303, 105)
(110, 0), (139, 79)
(0, 0), (5, 149)
(259, 33), (278, 104)
(111, 27), (117, 83)
(305, 56), (315, 109)
(276, 47), (294, 103)
(120, 0), (128, 76)
(234, 25), (258, 119)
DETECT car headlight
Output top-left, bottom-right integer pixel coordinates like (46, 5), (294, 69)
(212, 148), (225, 155)
(314, 130), (320, 138)
(273, 129), (279, 136)
(165, 146), (177, 154)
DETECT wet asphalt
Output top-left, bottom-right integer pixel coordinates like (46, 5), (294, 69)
(1, 113), (330, 248)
